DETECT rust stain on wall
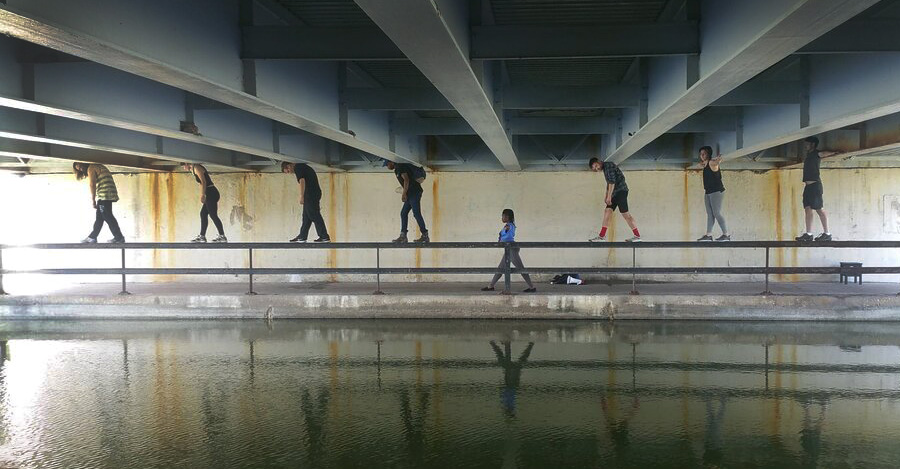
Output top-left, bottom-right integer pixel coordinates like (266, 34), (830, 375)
(790, 182), (799, 282)
(163, 174), (176, 282)
(430, 174), (441, 271)
(342, 174), (350, 243)
(327, 173), (337, 282)
(149, 173), (162, 274)
(165, 174), (176, 242)
(773, 171), (785, 280)
(682, 171), (691, 266)
(238, 173), (248, 209)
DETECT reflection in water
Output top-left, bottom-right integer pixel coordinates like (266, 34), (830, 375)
(490, 340), (533, 417)
(0, 321), (898, 468)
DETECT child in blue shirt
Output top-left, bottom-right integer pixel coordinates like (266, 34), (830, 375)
(482, 209), (536, 293)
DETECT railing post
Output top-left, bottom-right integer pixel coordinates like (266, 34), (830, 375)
(629, 245), (639, 295)
(119, 248), (130, 295)
(762, 246), (771, 295)
(246, 248), (257, 295)
(373, 246), (384, 295)
(503, 244), (512, 294)
(0, 247), (6, 295)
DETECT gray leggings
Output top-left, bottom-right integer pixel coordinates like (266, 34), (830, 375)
(705, 191), (728, 233)
(490, 248), (534, 288)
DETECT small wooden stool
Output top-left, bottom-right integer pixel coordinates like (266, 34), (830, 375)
(840, 262), (863, 285)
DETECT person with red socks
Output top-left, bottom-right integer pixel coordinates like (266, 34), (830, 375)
(588, 158), (641, 242)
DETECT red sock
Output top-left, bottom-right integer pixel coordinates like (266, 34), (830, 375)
(632, 228), (640, 237)
(599, 227), (608, 237)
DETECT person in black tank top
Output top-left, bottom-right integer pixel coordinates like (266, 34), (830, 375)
(183, 163), (227, 243)
(697, 146), (730, 242)
(795, 136), (840, 242)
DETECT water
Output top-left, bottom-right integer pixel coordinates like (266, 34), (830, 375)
(0, 320), (899, 468)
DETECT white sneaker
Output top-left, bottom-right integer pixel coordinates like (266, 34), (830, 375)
(81, 237), (97, 244)
(190, 235), (207, 243)
(626, 236), (641, 242)
(588, 235), (606, 242)
(211, 235), (228, 243)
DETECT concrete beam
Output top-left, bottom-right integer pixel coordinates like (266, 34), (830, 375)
(509, 117), (617, 135)
(607, 0), (881, 164)
(394, 116), (617, 135)
(711, 81), (802, 107)
(354, 0), (521, 170)
(240, 22), (700, 61)
(471, 22), (699, 60)
(799, 19), (900, 54)
(344, 88), (453, 111)
(393, 117), (473, 135)
(241, 26), (404, 60)
(504, 85), (640, 109)
(0, 95), (333, 171)
(722, 53), (900, 162)
(0, 128), (255, 171)
(0, 147), (168, 172)
(0, 4), (417, 166)
(670, 108), (737, 133)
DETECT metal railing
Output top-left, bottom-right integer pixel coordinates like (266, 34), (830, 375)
(1, 241), (899, 296)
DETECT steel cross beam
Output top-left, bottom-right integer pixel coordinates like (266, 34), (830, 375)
(354, 0), (521, 171)
(606, 0), (881, 165)
(0, 5), (417, 167)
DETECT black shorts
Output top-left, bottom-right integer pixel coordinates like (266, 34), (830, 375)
(607, 191), (629, 213)
(802, 182), (823, 210)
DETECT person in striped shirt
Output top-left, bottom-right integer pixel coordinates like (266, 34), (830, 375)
(588, 158), (641, 242)
(73, 162), (125, 243)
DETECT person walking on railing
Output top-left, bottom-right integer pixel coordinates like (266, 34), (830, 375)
(384, 160), (429, 243)
(73, 162), (125, 244)
(282, 162), (330, 243)
(795, 136), (839, 242)
(696, 146), (730, 242)
(588, 158), (641, 242)
(482, 209), (536, 293)
(183, 163), (227, 243)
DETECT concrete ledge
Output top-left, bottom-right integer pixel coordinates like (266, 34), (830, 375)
(4, 284), (900, 320)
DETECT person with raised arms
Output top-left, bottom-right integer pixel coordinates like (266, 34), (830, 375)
(696, 146), (730, 242)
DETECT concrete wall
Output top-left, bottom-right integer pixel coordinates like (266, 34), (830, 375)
(2, 167), (899, 286)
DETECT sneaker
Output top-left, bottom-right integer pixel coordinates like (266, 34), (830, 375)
(211, 235), (228, 243)
(414, 232), (430, 243)
(626, 236), (641, 242)
(190, 235), (207, 243)
(588, 235), (606, 242)
(313, 237), (331, 243)
(481, 286), (495, 291)
(392, 233), (408, 243)
(523, 287), (537, 293)
(715, 234), (731, 242)
(289, 235), (307, 243)
(795, 233), (814, 242)
(814, 233), (832, 242)
(697, 235), (714, 242)
(108, 237), (125, 244)
(81, 237), (97, 244)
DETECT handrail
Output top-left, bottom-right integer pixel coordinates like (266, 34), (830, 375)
(0, 240), (897, 296)
(2, 240), (900, 249)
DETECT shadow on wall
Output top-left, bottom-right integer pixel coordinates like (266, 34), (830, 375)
(229, 206), (254, 231)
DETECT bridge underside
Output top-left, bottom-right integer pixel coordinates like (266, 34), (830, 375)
(0, 0), (899, 174)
